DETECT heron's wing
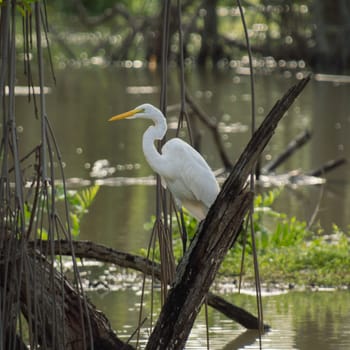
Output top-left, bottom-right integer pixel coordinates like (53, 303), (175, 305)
(161, 138), (219, 218)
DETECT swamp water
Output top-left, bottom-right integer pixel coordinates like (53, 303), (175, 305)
(15, 66), (350, 349)
(88, 288), (350, 349)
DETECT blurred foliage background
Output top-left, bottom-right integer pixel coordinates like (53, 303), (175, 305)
(44, 0), (350, 73)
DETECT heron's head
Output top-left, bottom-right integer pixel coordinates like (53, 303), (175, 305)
(108, 103), (162, 122)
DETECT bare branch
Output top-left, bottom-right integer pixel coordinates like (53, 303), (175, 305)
(28, 240), (267, 331)
(308, 157), (347, 177)
(263, 129), (312, 173)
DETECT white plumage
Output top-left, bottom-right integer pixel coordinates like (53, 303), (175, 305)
(109, 103), (219, 221)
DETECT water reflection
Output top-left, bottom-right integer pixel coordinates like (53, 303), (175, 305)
(88, 288), (350, 349)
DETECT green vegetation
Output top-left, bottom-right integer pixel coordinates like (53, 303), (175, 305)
(42, 1), (350, 73)
(62, 185), (100, 237)
(29, 185), (100, 239)
(223, 190), (350, 287)
(144, 189), (350, 288)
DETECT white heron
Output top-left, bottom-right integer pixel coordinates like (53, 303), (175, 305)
(109, 103), (220, 250)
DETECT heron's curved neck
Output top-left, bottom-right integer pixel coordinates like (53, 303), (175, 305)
(142, 114), (168, 174)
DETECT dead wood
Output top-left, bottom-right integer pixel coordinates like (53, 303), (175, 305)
(144, 76), (310, 350)
(207, 293), (269, 331)
(0, 247), (133, 350)
(263, 129), (312, 173)
(308, 157), (347, 177)
(29, 240), (267, 330)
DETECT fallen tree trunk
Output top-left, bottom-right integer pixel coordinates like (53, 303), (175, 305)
(29, 240), (268, 330)
(145, 76), (310, 350)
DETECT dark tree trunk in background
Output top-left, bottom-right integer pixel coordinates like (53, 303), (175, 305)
(198, 0), (223, 65)
(312, 0), (350, 72)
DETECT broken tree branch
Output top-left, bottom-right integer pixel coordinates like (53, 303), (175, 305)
(263, 129), (312, 173)
(206, 293), (269, 331)
(308, 157), (347, 177)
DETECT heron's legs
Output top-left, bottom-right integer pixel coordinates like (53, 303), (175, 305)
(179, 209), (188, 254)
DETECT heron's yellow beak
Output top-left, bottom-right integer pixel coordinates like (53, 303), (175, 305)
(108, 108), (143, 122)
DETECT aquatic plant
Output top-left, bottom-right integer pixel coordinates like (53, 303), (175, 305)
(144, 188), (350, 287)
(62, 185), (100, 237)
(223, 190), (350, 287)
